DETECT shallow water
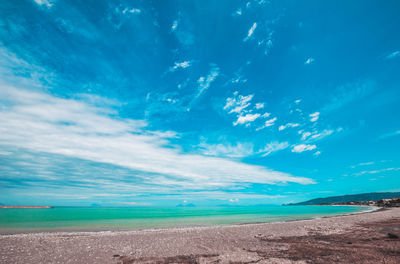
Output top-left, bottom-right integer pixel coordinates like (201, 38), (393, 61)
(0, 205), (373, 233)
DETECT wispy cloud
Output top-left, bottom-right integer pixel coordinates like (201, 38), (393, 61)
(379, 130), (400, 140)
(170, 13), (194, 46)
(265, 117), (277, 126)
(309, 112), (320, 122)
(260, 141), (289, 156)
(233, 113), (260, 126)
(322, 80), (375, 112)
(255, 103), (264, 109)
(188, 66), (219, 109)
(279, 123), (300, 131)
(107, 4), (143, 29)
(256, 117), (277, 131)
(309, 129), (334, 140)
(353, 167), (400, 176)
(300, 128), (338, 142)
(256, 117), (278, 131)
(224, 92), (254, 114)
(350, 161), (375, 169)
(0, 85), (314, 194)
(243, 22), (257, 41)
(197, 67), (219, 96)
(198, 142), (254, 158)
(300, 131), (312, 140)
(33, 0), (54, 8)
(304, 57), (314, 65)
(169, 60), (192, 72)
(314, 151), (321, 156)
(292, 144), (317, 153)
(233, 8), (242, 16)
(171, 20), (178, 32)
(122, 7), (141, 14)
(385, 50), (400, 60)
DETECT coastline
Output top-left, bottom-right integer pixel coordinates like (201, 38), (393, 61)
(0, 206), (52, 209)
(1, 207), (399, 263)
(0, 205), (376, 235)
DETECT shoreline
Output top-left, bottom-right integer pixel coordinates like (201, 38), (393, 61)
(0, 205), (377, 235)
(0, 206), (52, 209)
(1, 207), (399, 263)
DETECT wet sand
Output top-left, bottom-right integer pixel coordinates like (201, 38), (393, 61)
(0, 207), (399, 263)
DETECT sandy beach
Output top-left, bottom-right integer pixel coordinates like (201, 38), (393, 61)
(0, 207), (399, 263)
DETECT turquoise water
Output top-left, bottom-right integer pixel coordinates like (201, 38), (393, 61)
(0, 205), (372, 233)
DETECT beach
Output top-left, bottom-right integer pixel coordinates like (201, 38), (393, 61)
(0, 207), (399, 263)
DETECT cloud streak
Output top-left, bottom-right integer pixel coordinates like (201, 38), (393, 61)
(385, 51), (400, 60)
(224, 92), (254, 114)
(243, 22), (257, 41)
(261, 141), (289, 156)
(292, 144), (317, 153)
(0, 85), (315, 194)
(233, 113), (260, 126)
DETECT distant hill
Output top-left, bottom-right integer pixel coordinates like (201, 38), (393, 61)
(290, 192), (400, 205)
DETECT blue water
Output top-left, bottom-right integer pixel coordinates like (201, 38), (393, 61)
(0, 205), (373, 233)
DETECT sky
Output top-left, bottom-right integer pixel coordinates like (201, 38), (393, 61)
(0, 0), (399, 206)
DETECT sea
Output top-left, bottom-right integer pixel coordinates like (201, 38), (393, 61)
(0, 205), (374, 233)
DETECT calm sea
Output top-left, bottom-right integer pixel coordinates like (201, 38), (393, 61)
(0, 205), (373, 233)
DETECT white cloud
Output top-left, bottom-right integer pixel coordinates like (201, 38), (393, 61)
(33, 0), (54, 8)
(385, 51), (400, 60)
(261, 141), (289, 156)
(198, 142), (254, 158)
(379, 130), (400, 140)
(233, 8), (242, 16)
(301, 128), (341, 142)
(122, 8), (141, 14)
(233, 113), (260, 126)
(243, 22), (257, 41)
(279, 123), (300, 131)
(353, 167), (400, 176)
(188, 67), (219, 109)
(230, 75), (247, 84)
(309, 112), (320, 122)
(310, 129), (334, 140)
(224, 93), (254, 114)
(314, 151), (321, 156)
(301, 131), (312, 140)
(295, 99), (301, 104)
(229, 198), (239, 203)
(255, 103), (264, 109)
(256, 117), (277, 131)
(0, 85), (315, 189)
(305, 57), (314, 65)
(350, 161), (375, 169)
(171, 20), (178, 32)
(169, 61), (191, 72)
(197, 67), (219, 95)
(292, 144), (317, 153)
(265, 117), (277, 127)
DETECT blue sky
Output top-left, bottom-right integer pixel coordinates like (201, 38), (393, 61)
(0, 0), (399, 206)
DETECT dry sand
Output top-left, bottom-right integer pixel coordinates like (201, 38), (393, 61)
(0, 207), (399, 263)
